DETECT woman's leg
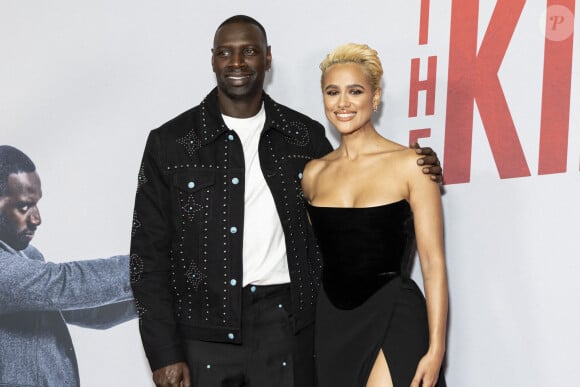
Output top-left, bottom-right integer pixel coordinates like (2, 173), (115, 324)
(366, 349), (393, 387)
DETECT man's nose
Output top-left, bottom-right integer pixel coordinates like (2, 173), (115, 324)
(230, 51), (245, 68)
(29, 206), (41, 227)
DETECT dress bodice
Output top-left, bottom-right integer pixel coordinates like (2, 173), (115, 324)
(307, 200), (415, 309)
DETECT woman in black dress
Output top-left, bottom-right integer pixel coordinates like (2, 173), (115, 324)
(302, 43), (448, 387)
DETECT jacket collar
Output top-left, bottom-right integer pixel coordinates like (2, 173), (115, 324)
(197, 87), (309, 145)
(0, 239), (28, 258)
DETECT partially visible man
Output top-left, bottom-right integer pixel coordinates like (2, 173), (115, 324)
(0, 145), (136, 387)
(130, 15), (442, 387)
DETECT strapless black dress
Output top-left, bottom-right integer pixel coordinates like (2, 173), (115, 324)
(307, 200), (445, 387)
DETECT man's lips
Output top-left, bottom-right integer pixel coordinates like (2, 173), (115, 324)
(225, 73), (253, 84)
(226, 75), (251, 79)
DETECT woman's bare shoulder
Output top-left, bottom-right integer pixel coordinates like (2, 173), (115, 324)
(374, 138), (407, 156)
(305, 149), (339, 173)
(372, 140), (413, 165)
(302, 157), (328, 200)
(374, 145), (424, 183)
(302, 155), (331, 193)
(383, 145), (419, 163)
(304, 157), (326, 177)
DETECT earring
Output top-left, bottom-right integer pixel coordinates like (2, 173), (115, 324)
(372, 105), (378, 113)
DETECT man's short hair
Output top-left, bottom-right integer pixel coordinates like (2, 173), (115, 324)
(0, 145), (36, 197)
(216, 15), (268, 44)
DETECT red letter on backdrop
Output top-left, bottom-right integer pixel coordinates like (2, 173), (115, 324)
(409, 56), (437, 117)
(409, 128), (432, 146)
(444, 0), (531, 184)
(419, 0), (430, 44)
(538, 0), (575, 175)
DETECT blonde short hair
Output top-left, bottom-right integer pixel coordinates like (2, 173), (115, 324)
(319, 43), (383, 91)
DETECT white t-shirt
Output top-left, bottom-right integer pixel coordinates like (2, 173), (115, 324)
(222, 104), (290, 286)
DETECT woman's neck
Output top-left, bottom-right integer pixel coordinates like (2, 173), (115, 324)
(337, 124), (383, 160)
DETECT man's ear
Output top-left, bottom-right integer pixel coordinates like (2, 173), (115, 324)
(265, 45), (272, 71)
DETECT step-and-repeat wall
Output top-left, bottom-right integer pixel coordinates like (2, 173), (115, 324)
(2, 1), (578, 386)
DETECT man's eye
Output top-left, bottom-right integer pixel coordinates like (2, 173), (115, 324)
(216, 50), (230, 57)
(244, 48), (256, 55)
(18, 205), (29, 213)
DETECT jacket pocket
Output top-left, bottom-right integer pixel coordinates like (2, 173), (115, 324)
(171, 171), (216, 224)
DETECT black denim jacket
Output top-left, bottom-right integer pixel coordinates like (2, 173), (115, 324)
(130, 88), (332, 370)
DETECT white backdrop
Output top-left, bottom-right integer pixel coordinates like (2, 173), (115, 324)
(1, 1), (579, 386)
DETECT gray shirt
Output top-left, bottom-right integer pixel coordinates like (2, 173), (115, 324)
(0, 241), (135, 386)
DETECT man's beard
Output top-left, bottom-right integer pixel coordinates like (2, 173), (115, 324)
(0, 215), (8, 240)
(0, 216), (31, 250)
(217, 73), (263, 102)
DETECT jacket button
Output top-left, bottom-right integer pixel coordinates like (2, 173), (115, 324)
(227, 134), (235, 141)
(250, 285), (257, 293)
(187, 181), (195, 189)
(298, 172), (303, 179)
(231, 177), (240, 185)
(230, 279), (237, 286)
(230, 226), (238, 234)
(227, 333), (235, 340)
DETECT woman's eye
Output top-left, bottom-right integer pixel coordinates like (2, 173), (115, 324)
(350, 89), (363, 95)
(326, 90), (338, 96)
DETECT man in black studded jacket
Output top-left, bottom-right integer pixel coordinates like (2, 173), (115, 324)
(130, 15), (441, 387)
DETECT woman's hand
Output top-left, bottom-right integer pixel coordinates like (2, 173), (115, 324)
(410, 351), (444, 387)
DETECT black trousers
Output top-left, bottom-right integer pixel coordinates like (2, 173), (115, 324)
(183, 284), (316, 387)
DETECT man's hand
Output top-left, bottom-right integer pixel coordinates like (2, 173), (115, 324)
(153, 362), (191, 387)
(410, 142), (443, 183)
